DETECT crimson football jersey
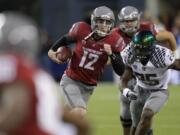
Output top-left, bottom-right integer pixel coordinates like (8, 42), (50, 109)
(65, 22), (125, 85)
(0, 54), (75, 135)
(114, 21), (158, 46)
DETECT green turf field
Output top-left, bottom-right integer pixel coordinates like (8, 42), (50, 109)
(87, 83), (180, 135)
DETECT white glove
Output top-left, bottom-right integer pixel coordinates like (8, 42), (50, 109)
(122, 88), (137, 100)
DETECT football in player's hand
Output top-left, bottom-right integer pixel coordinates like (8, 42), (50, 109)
(56, 46), (72, 63)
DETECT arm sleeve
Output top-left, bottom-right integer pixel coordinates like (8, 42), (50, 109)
(109, 52), (125, 76)
(165, 49), (175, 66)
(51, 34), (76, 51)
(156, 31), (177, 51)
(169, 59), (180, 70)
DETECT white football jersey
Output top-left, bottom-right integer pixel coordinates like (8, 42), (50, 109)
(121, 44), (175, 89)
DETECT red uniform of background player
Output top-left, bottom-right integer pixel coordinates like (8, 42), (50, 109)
(0, 11), (90, 135)
(48, 6), (125, 118)
(114, 21), (157, 45)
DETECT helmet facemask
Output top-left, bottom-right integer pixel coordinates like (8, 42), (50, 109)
(133, 44), (154, 65)
(119, 19), (140, 34)
(132, 30), (155, 65)
(91, 6), (115, 37)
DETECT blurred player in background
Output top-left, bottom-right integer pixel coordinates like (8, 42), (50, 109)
(0, 11), (90, 135)
(48, 6), (125, 118)
(120, 30), (180, 135)
(114, 6), (177, 135)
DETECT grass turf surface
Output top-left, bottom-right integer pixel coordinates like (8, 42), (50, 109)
(87, 83), (180, 135)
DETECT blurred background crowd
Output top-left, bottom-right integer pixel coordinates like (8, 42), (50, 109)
(1, 0), (179, 84)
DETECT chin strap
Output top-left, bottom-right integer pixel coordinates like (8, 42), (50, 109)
(95, 30), (108, 37)
(84, 31), (95, 40)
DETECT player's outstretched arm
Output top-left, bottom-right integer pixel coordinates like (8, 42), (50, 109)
(120, 66), (137, 100)
(169, 59), (180, 70)
(120, 66), (133, 90)
(156, 30), (177, 51)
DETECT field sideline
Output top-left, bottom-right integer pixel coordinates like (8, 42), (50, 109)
(87, 83), (180, 135)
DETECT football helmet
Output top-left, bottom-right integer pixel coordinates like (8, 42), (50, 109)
(118, 6), (141, 34)
(0, 12), (39, 59)
(91, 6), (115, 37)
(131, 30), (155, 65)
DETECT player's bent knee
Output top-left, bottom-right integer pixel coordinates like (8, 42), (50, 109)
(142, 109), (154, 120)
(120, 116), (132, 128)
(140, 109), (154, 126)
(70, 107), (87, 118)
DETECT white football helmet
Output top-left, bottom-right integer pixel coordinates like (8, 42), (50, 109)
(91, 6), (115, 37)
(0, 11), (40, 59)
(118, 6), (141, 34)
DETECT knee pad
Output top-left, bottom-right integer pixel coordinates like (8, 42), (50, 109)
(120, 116), (132, 128)
(141, 109), (154, 123)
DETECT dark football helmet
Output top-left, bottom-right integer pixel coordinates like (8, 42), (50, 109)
(131, 30), (155, 65)
(118, 6), (141, 34)
(91, 6), (115, 37)
(0, 12), (40, 59)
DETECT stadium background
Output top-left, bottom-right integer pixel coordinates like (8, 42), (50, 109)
(0, 0), (179, 135)
(0, 0), (179, 83)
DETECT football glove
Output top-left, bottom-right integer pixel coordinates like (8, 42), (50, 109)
(122, 88), (137, 100)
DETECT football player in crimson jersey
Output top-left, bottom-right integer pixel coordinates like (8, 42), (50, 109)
(113, 6), (177, 135)
(48, 6), (125, 118)
(0, 12), (90, 135)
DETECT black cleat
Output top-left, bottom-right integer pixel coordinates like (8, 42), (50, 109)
(146, 128), (153, 135)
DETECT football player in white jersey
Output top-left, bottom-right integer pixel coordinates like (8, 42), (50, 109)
(115, 6), (177, 135)
(119, 30), (180, 135)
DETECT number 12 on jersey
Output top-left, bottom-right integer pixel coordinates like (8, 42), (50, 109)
(79, 50), (99, 70)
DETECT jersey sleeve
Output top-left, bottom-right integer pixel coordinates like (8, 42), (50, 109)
(165, 48), (175, 66)
(68, 22), (80, 40)
(68, 22), (91, 40)
(140, 21), (158, 35)
(111, 32), (126, 52)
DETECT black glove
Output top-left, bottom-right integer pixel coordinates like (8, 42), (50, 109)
(122, 88), (138, 100)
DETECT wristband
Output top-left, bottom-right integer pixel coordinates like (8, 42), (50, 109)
(122, 88), (131, 97)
